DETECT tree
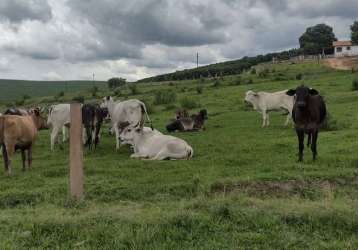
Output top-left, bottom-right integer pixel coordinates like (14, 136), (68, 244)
(107, 77), (126, 89)
(351, 21), (358, 45)
(299, 24), (336, 55)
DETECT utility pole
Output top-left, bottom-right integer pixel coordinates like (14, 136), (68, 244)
(196, 52), (199, 68)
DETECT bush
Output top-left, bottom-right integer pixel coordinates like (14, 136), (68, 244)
(164, 104), (178, 111)
(258, 68), (269, 78)
(23, 94), (31, 100)
(72, 95), (85, 103)
(154, 90), (177, 105)
(57, 91), (65, 97)
(90, 86), (99, 97)
(296, 73), (303, 80)
(180, 97), (199, 109)
(212, 80), (221, 88)
(107, 77), (126, 89)
(250, 68), (256, 74)
(15, 99), (25, 106)
(244, 78), (253, 84)
(128, 84), (139, 95)
(196, 85), (203, 94)
(352, 79), (358, 91)
(231, 76), (241, 85)
(114, 88), (122, 97)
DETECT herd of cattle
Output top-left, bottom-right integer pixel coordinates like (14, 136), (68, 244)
(0, 84), (326, 175)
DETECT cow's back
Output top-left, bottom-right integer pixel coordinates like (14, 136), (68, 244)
(1, 115), (37, 143)
(47, 104), (70, 126)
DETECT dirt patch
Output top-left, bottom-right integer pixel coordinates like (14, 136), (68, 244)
(323, 57), (358, 70)
(210, 177), (358, 199)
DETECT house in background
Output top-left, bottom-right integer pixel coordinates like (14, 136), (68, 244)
(333, 41), (358, 57)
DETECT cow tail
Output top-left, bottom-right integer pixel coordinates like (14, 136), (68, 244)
(47, 105), (54, 126)
(140, 102), (152, 129)
(187, 146), (193, 159)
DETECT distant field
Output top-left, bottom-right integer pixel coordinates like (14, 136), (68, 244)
(2, 62), (358, 248)
(0, 79), (106, 102)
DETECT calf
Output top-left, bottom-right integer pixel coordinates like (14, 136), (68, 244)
(166, 109), (208, 132)
(286, 85), (327, 161)
(0, 110), (47, 175)
(120, 125), (193, 160)
(244, 90), (294, 127)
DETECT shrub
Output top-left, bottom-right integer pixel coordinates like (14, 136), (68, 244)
(180, 97), (199, 109)
(164, 104), (177, 111)
(196, 85), (203, 94)
(231, 76), (241, 85)
(180, 87), (187, 93)
(169, 82), (174, 86)
(250, 68), (256, 74)
(23, 94), (31, 100)
(128, 84), (139, 95)
(154, 90), (177, 105)
(57, 91), (65, 97)
(15, 99), (25, 106)
(296, 73), (303, 80)
(90, 86), (99, 97)
(107, 77), (126, 89)
(258, 68), (269, 78)
(72, 95), (85, 103)
(244, 78), (253, 84)
(352, 79), (358, 91)
(212, 80), (221, 88)
(114, 88), (122, 97)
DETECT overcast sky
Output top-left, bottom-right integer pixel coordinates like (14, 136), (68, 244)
(0, 0), (356, 81)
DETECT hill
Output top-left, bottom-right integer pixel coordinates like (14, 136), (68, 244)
(1, 61), (358, 248)
(0, 79), (106, 103)
(137, 48), (301, 83)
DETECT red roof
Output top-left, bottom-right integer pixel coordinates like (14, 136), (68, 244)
(333, 41), (352, 47)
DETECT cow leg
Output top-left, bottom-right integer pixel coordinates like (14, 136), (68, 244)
(51, 126), (60, 151)
(114, 125), (120, 150)
(27, 147), (33, 169)
(311, 130), (318, 161)
(262, 111), (267, 127)
(2, 144), (9, 174)
(296, 129), (304, 162)
(266, 113), (270, 126)
(4, 143), (14, 175)
(21, 150), (26, 171)
(62, 126), (68, 143)
(284, 114), (291, 126)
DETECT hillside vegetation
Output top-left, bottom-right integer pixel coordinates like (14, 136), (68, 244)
(0, 79), (106, 103)
(1, 62), (358, 248)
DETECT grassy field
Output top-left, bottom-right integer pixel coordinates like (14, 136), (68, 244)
(1, 62), (358, 249)
(0, 79), (106, 103)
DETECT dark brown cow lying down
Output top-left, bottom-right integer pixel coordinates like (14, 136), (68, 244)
(166, 109), (208, 132)
(0, 110), (47, 175)
(286, 85), (326, 162)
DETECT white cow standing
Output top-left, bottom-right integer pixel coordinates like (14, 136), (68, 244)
(244, 90), (294, 127)
(47, 104), (71, 150)
(120, 126), (193, 160)
(100, 96), (151, 150)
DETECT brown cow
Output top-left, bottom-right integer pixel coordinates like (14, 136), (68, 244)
(286, 85), (327, 162)
(0, 110), (47, 175)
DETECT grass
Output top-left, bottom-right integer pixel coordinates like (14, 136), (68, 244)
(1, 62), (358, 248)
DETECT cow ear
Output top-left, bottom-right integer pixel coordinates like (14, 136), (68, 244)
(309, 88), (319, 95)
(286, 89), (296, 96)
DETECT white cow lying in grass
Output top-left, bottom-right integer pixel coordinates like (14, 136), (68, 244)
(244, 90), (294, 127)
(120, 126), (193, 160)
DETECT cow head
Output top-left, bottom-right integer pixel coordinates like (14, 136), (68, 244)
(286, 85), (319, 109)
(100, 96), (114, 109)
(30, 109), (49, 130)
(119, 125), (142, 144)
(244, 90), (258, 106)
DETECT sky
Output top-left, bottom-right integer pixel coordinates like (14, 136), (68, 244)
(0, 0), (356, 82)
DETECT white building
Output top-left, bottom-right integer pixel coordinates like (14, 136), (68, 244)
(333, 41), (358, 57)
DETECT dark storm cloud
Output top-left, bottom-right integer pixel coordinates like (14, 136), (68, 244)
(0, 0), (356, 81)
(0, 0), (52, 23)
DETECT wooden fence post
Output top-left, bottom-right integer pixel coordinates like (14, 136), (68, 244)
(69, 103), (84, 201)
